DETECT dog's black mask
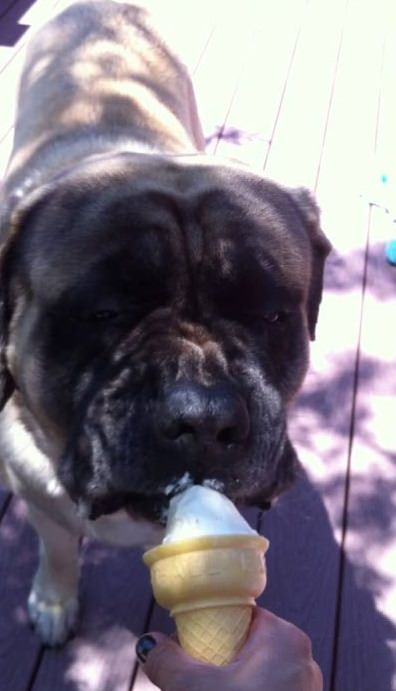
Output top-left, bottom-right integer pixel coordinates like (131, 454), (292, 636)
(59, 312), (300, 523)
(0, 157), (330, 523)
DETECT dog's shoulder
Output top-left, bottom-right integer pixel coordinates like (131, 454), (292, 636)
(0, 397), (164, 547)
(0, 397), (78, 523)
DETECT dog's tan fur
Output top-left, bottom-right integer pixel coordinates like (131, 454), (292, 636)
(5, 0), (204, 196)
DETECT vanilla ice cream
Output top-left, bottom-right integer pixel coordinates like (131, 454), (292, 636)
(163, 485), (257, 543)
(143, 484), (269, 664)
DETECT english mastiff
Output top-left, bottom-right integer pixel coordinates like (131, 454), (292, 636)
(0, 0), (331, 645)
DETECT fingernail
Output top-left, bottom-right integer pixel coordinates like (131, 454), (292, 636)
(136, 634), (157, 663)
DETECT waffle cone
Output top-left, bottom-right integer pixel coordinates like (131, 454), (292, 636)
(143, 534), (269, 665)
(175, 603), (252, 665)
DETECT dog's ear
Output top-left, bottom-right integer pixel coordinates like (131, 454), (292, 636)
(0, 184), (53, 410)
(287, 187), (332, 340)
(0, 193), (19, 409)
(0, 293), (14, 409)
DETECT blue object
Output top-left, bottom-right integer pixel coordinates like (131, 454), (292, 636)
(385, 240), (396, 265)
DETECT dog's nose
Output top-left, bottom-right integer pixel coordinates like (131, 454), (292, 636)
(158, 382), (250, 449)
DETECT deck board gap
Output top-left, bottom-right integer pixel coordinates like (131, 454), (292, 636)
(329, 210), (372, 691)
(128, 596), (155, 691)
(262, 8), (306, 172)
(210, 10), (265, 152)
(26, 646), (45, 691)
(192, 23), (216, 76)
(314, 1), (349, 191)
(0, 492), (12, 522)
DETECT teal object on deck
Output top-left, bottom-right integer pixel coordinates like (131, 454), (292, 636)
(385, 240), (396, 265)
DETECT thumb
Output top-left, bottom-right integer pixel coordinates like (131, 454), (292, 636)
(136, 632), (216, 691)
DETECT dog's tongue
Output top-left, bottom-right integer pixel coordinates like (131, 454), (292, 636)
(163, 485), (257, 544)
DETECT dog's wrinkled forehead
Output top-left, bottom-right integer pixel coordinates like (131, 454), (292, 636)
(192, 183), (310, 292)
(11, 157), (311, 310)
(13, 182), (178, 303)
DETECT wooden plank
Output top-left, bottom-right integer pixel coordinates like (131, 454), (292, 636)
(30, 542), (153, 691)
(311, 3), (392, 689)
(0, 497), (43, 691)
(141, 0), (220, 77)
(316, 0), (388, 212)
(250, 4), (387, 691)
(331, 206), (396, 691)
(310, 0), (389, 507)
(259, 478), (340, 688)
(258, 234), (368, 691)
(332, 5), (396, 684)
(193, 2), (264, 150)
(264, 0), (348, 189)
(287, 205), (369, 537)
(258, 209), (370, 688)
(214, 0), (306, 166)
(308, 0), (388, 543)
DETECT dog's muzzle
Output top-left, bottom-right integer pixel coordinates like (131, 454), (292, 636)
(156, 380), (250, 465)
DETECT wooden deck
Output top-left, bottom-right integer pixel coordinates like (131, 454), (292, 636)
(1, 1), (396, 689)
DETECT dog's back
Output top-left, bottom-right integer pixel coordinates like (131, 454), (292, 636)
(5, 1), (205, 195)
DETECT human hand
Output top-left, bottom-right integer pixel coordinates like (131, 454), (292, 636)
(135, 607), (323, 691)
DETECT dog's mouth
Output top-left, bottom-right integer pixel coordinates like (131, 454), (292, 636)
(76, 491), (170, 524)
(75, 485), (273, 526)
(65, 428), (295, 526)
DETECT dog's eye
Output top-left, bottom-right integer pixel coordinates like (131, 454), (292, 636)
(89, 309), (120, 322)
(262, 311), (290, 324)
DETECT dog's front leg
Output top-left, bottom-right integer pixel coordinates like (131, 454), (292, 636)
(27, 506), (80, 646)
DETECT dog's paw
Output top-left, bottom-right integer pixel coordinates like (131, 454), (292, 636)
(28, 588), (79, 647)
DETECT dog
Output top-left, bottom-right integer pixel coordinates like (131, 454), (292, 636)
(0, 0), (331, 646)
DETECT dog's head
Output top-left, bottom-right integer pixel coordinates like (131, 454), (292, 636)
(0, 154), (331, 523)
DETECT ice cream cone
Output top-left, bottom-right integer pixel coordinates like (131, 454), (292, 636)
(143, 533), (269, 665)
